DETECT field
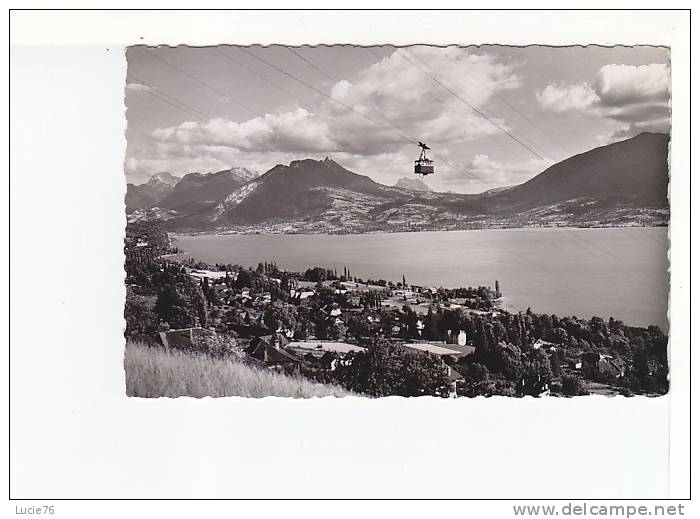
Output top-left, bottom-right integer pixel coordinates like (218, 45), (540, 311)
(124, 341), (354, 398)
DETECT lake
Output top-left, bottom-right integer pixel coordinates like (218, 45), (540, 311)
(172, 227), (669, 329)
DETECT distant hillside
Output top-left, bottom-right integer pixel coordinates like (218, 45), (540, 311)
(125, 167), (257, 215)
(394, 177), (433, 192)
(481, 132), (669, 213)
(125, 172), (179, 213)
(206, 157), (410, 226)
(158, 167), (256, 212)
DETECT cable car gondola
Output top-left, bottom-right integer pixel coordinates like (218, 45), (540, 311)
(414, 142), (434, 176)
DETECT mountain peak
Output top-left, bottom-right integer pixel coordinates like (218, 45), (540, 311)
(394, 176), (433, 192)
(286, 157), (341, 170)
(147, 171), (180, 187)
(219, 166), (258, 182)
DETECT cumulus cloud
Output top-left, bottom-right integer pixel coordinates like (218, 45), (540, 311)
(128, 47), (525, 183)
(595, 63), (670, 106)
(152, 108), (336, 153)
(435, 153), (554, 192)
(537, 63), (670, 139)
(536, 83), (600, 113)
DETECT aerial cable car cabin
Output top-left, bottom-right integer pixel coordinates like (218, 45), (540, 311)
(414, 142), (434, 176)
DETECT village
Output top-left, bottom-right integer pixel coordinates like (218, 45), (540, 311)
(124, 222), (669, 398)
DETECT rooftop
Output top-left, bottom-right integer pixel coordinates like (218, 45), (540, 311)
(403, 342), (467, 356)
(288, 341), (367, 354)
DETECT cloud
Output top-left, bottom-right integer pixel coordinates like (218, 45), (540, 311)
(595, 63), (671, 139)
(152, 108), (336, 153)
(125, 82), (154, 93)
(436, 153), (554, 192)
(537, 63), (670, 139)
(129, 47), (525, 182)
(595, 63), (670, 106)
(536, 83), (600, 113)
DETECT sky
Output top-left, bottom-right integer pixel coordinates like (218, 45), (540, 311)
(125, 45), (670, 193)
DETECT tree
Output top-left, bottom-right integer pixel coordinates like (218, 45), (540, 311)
(347, 314), (372, 341)
(124, 296), (158, 338)
(235, 269), (253, 289)
(492, 320), (508, 344)
(334, 341), (450, 397)
(423, 308), (441, 340)
(326, 320), (344, 340)
(263, 304), (298, 334)
(154, 285), (197, 329)
(526, 349), (553, 381)
(518, 314), (529, 351)
(400, 305), (419, 338)
(493, 343), (525, 381)
(185, 282), (208, 328)
(561, 375), (588, 397)
(473, 318), (489, 360)
(551, 352), (563, 378)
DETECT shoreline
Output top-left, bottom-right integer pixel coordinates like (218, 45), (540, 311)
(168, 222), (670, 239)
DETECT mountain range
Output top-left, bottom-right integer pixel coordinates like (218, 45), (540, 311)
(126, 132), (670, 232)
(125, 172), (179, 214)
(126, 167), (257, 217)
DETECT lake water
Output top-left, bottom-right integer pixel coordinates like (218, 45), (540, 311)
(173, 227), (670, 329)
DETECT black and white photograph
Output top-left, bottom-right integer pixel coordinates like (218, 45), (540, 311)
(123, 44), (671, 399)
(10, 9), (692, 505)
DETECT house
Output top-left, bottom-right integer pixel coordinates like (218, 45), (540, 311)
(188, 269), (228, 282)
(568, 359), (583, 370)
(447, 329), (467, 346)
(317, 351), (357, 371)
(403, 342), (466, 358)
(581, 352), (626, 378)
(287, 340), (366, 356)
(456, 330), (467, 346)
(532, 338), (556, 350)
(600, 357), (626, 378)
(286, 341), (366, 371)
(157, 327), (219, 352)
(245, 334), (299, 365)
(291, 289), (315, 299)
(446, 365), (465, 398)
(518, 375), (551, 397)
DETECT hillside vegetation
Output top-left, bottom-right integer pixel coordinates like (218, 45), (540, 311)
(124, 341), (353, 398)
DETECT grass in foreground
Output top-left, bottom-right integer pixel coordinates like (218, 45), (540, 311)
(124, 341), (353, 398)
